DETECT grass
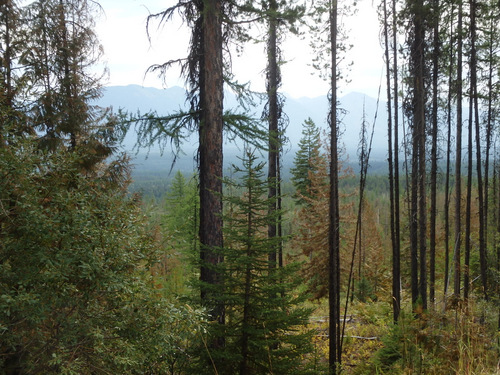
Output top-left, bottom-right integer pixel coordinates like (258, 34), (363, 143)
(303, 295), (499, 374)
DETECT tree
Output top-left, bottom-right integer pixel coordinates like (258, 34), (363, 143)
(380, 0), (401, 321)
(454, 0), (464, 299)
(23, 0), (111, 160)
(0, 134), (205, 374)
(137, 5), (268, 349)
(259, 0), (304, 276)
(213, 149), (312, 375)
(290, 117), (322, 204)
(142, 1), (227, 343)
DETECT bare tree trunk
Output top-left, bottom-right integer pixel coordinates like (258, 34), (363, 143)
(409, 0), (426, 309)
(392, 0), (401, 320)
(199, 0), (225, 347)
(382, 0), (399, 322)
(443, 3), (454, 301)
(429, 0), (440, 307)
(464, 92), (473, 301)
(470, 0), (488, 300)
(267, 0), (278, 271)
(453, 1), (463, 299)
(328, 0), (341, 372)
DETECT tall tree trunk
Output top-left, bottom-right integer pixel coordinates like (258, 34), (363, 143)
(383, 0), (399, 322)
(470, 0), (488, 300)
(328, 0), (341, 372)
(392, 0), (401, 320)
(409, 0), (426, 309)
(429, 0), (439, 307)
(443, 3), (454, 301)
(464, 92), (473, 300)
(267, 0), (278, 271)
(453, 0), (463, 299)
(483, 12), (495, 277)
(199, 0), (225, 347)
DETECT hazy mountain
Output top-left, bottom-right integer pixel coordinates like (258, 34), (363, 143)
(96, 85), (390, 180)
(99, 85), (388, 152)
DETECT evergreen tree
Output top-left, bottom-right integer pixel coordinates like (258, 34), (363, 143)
(23, 0), (112, 160)
(0, 134), (205, 374)
(290, 117), (322, 204)
(212, 148), (312, 375)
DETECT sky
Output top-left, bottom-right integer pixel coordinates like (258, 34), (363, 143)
(95, 0), (385, 99)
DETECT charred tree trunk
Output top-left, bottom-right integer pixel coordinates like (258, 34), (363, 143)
(392, 0), (401, 320)
(464, 92), (473, 300)
(453, 1), (463, 299)
(328, 0), (341, 372)
(429, 0), (439, 307)
(470, 0), (488, 300)
(443, 3), (454, 300)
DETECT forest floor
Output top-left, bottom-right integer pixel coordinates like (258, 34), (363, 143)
(304, 296), (499, 374)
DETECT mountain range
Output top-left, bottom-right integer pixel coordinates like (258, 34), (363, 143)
(96, 85), (390, 179)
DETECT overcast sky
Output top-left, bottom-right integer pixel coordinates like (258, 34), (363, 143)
(95, 0), (385, 99)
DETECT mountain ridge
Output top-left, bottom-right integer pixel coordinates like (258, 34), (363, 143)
(98, 84), (389, 162)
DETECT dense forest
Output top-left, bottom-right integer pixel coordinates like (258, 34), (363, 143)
(1, 0), (499, 374)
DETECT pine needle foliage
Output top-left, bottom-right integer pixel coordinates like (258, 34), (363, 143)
(202, 148), (314, 375)
(290, 117), (322, 205)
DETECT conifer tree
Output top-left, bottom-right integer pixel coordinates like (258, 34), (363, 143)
(290, 117), (322, 204)
(23, 0), (111, 161)
(213, 148), (312, 375)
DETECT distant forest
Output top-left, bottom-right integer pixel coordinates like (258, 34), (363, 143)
(1, 0), (499, 374)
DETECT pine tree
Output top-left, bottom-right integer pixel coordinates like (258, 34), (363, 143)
(23, 0), (111, 161)
(290, 117), (322, 204)
(210, 148), (312, 375)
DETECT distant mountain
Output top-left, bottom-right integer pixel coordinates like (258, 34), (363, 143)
(96, 85), (389, 181)
(98, 84), (388, 154)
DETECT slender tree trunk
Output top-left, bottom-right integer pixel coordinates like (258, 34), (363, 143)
(429, 0), (439, 308)
(409, 0), (426, 309)
(0, 0), (14, 146)
(454, 1), (463, 299)
(483, 15), (494, 275)
(443, 3), (454, 301)
(497, 159), (500, 332)
(199, 0), (225, 347)
(328, 0), (341, 372)
(470, 0), (488, 300)
(464, 92), (473, 301)
(267, 0), (278, 271)
(392, 0), (401, 320)
(240, 188), (254, 375)
(383, 0), (399, 322)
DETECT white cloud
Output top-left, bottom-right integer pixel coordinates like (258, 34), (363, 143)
(96, 0), (384, 99)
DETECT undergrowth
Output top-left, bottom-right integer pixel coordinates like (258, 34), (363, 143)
(305, 296), (499, 374)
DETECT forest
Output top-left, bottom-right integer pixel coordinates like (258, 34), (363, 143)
(0, 0), (499, 374)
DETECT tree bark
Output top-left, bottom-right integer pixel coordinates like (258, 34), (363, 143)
(429, 0), (439, 307)
(328, 0), (341, 372)
(199, 0), (225, 344)
(267, 0), (278, 271)
(453, 1), (463, 299)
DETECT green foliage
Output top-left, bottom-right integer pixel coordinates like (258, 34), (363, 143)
(157, 171), (199, 296)
(290, 117), (322, 204)
(197, 148), (314, 375)
(354, 277), (376, 303)
(0, 136), (205, 374)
